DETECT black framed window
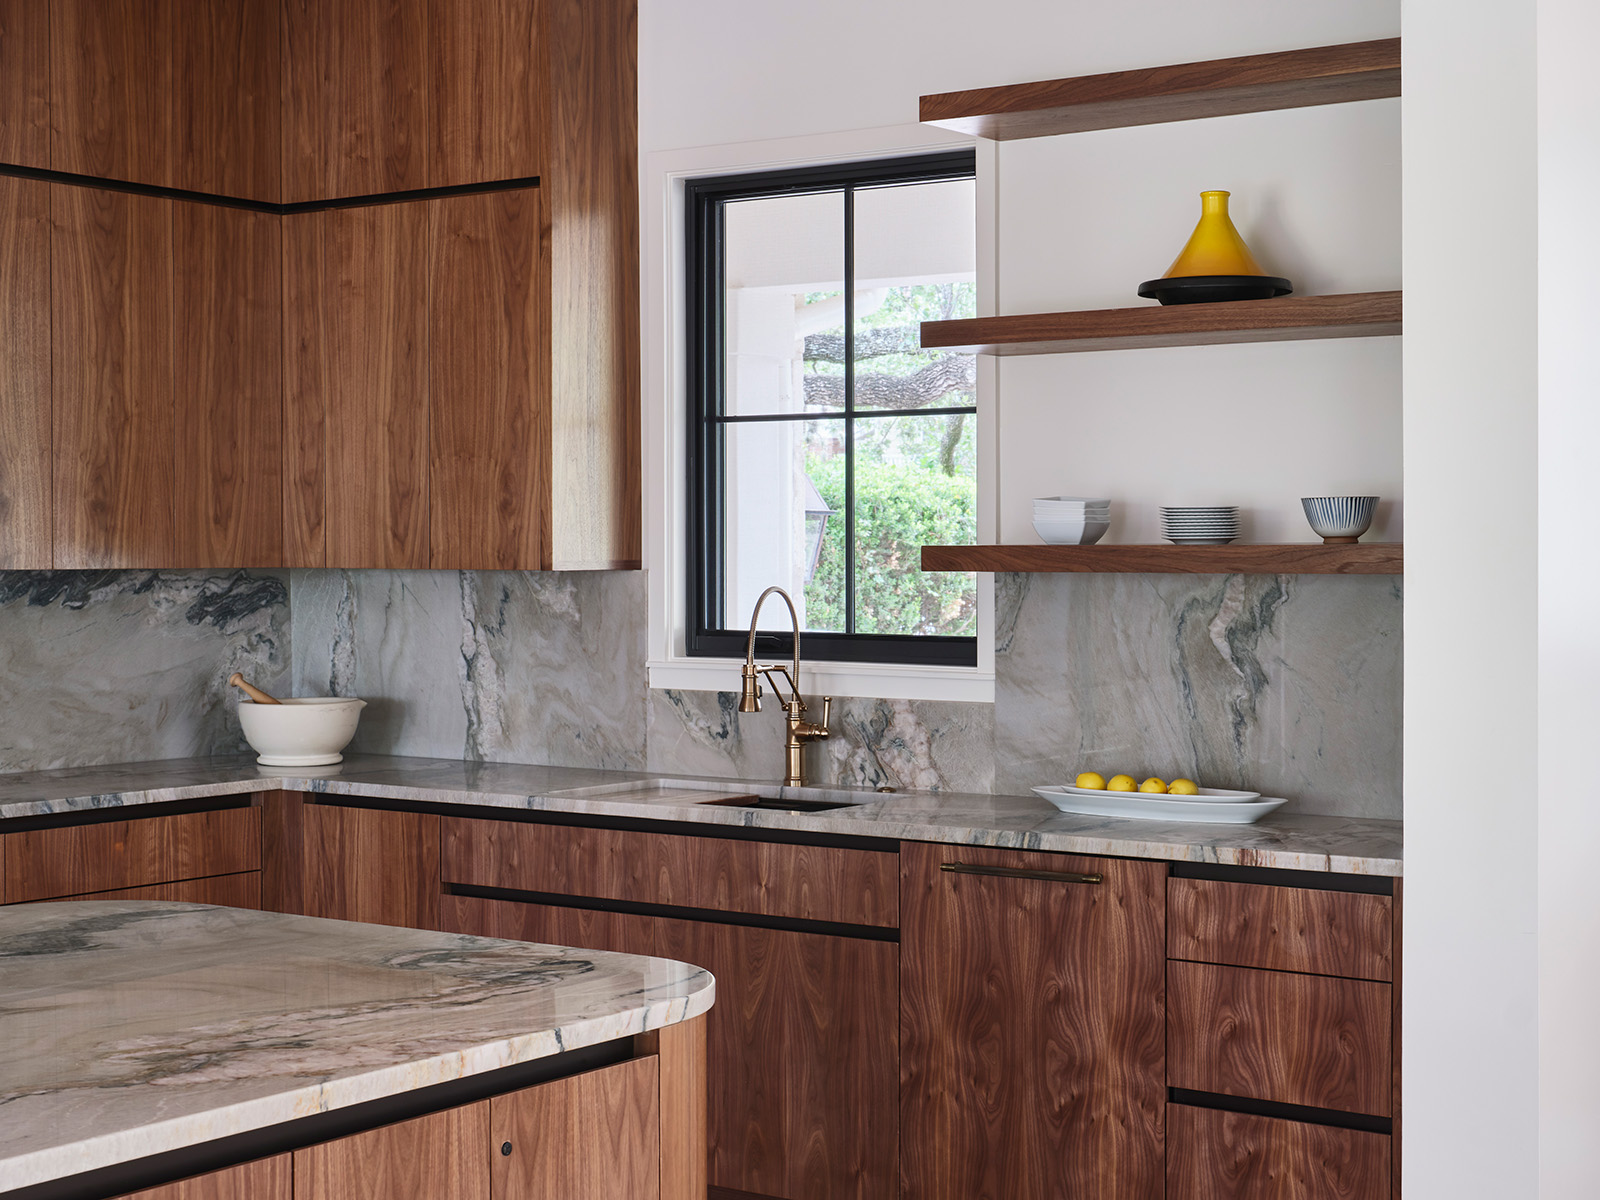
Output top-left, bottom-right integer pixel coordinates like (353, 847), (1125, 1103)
(686, 152), (979, 667)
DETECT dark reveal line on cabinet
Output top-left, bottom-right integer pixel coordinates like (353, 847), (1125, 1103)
(0, 793), (258, 834)
(302, 793), (902, 854)
(0, 1041), (631, 1200)
(1168, 1088), (1393, 1135)
(0, 161), (539, 214)
(445, 882), (902, 943)
(1170, 860), (1395, 895)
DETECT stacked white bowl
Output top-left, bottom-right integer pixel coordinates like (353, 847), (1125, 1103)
(1032, 496), (1111, 545)
(1160, 506), (1240, 545)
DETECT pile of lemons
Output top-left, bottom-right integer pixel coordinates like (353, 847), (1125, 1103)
(1075, 771), (1199, 796)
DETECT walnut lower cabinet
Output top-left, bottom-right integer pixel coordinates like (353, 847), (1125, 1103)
(899, 842), (1168, 1200)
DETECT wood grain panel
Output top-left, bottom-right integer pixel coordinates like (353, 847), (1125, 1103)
(440, 892), (659, 958)
(657, 1014), (709, 1200)
(657, 917), (897, 1200)
(441, 817), (898, 927)
(51, 185), (174, 568)
(0, 175), (50, 568)
(920, 39), (1402, 140)
(52, 871), (262, 909)
(302, 803), (441, 929)
(172, 203), (283, 566)
(114, 1154), (290, 1200)
(281, 212), (327, 566)
(900, 842), (1167, 1200)
(545, 0), (640, 569)
(281, 0), (429, 201)
(51, 0), (173, 185)
(1166, 1105), (1389, 1200)
(295, 1102), (487, 1200)
(920, 291), (1402, 355)
(0, 0), (49, 167)
(260, 791), (308, 914)
(1168, 877), (1393, 981)
(3, 807), (260, 904)
(428, 0), (545, 187)
(922, 542), (1404, 576)
(492, 1058), (660, 1200)
(428, 188), (550, 568)
(443, 892), (895, 1200)
(1168, 961), (1391, 1116)
(321, 203), (430, 567)
(1391, 879), (1402, 1200)
(171, 0), (281, 200)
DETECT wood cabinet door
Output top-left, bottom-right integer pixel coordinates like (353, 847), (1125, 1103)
(0, 0), (49, 167)
(51, 185), (174, 568)
(282, 203), (430, 568)
(428, 188), (550, 569)
(114, 1154), (290, 1200)
(0, 174), (50, 568)
(172, 203), (283, 566)
(1166, 1105), (1389, 1200)
(492, 1058), (660, 1200)
(300, 802), (442, 929)
(50, 0), (173, 186)
(296, 1103), (488, 1200)
(170, 0), (281, 201)
(657, 917), (899, 1200)
(899, 842), (1167, 1200)
(427, 0), (545, 188)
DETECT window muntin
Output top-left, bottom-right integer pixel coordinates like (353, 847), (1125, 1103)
(688, 153), (978, 666)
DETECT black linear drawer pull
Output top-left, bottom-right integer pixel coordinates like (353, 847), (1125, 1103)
(940, 862), (1102, 885)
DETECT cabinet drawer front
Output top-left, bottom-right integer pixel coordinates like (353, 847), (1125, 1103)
(1168, 961), (1391, 1116)
(441, 817), (897, 927)
(3, 807), (260, 904)
(1167, 1105), (1389, 1200)
(1169, 877), (1393, 981)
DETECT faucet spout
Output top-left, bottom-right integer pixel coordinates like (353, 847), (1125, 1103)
(739, 586), (830, 785)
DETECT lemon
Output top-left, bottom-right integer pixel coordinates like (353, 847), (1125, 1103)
(1106, 774), (1137, 792)
(1139, 777), (1169, 794)
(1169, 778), (1200, 795)
(1075, 772), (1107, 790)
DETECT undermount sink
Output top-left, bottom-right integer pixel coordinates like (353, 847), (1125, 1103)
(697, 796), (864, 814)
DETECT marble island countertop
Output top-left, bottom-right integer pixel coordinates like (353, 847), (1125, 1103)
(0, 753), (1402, 875)
(0, 900), (714, 1192)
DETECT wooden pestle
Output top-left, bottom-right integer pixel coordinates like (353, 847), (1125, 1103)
(228, 672), (281, 705)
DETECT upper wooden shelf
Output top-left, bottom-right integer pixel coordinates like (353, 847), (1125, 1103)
(922, 543), (1402, 575)
(921, 291), (1401, 356)
(920, 39), (1401, 140)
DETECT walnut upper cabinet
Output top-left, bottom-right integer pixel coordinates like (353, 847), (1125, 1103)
(0, 175), (50, 569)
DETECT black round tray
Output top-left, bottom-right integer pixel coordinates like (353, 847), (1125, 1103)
(1137, 275), (1293, 305)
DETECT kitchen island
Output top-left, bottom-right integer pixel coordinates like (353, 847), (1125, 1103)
(0, 901), (713, 1200)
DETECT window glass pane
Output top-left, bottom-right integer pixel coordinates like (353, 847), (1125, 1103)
(724, 191), (844, 417)
(851, 179), (978, 413)
(724, 418), (847, 634)
(825, 412), (978, 638)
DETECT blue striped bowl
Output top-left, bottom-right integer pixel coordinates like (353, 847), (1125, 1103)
(1301, 496), (1378, 543)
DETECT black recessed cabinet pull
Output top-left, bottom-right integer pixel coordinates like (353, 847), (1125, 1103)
(940, 862), (1103, 885)
(501, 1141), (513, 1156)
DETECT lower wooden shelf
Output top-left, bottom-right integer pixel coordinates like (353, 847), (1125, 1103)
(921, 543), (1403, 574)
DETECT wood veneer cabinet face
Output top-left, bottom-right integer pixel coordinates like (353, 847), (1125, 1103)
(0, 175), (51, 568)
(0, 0), (49, 167)
(170, 0), (282, 201)
(899, 842), (1167, 1200)
(113, 1154), (291, 1200)
(295, 1103), (488, 1200)
(51, 185), (175, 568)
(1166, 1104), (1389, 1200)
(428, 0), (546, 187)
(173, 204), (284, 566)
(1168, 877), (1394, 981)
(299, 803), (443, 929)
(50, 0), (173, 186)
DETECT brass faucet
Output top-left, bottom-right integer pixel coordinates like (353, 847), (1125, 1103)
(739, 586), (831, 787)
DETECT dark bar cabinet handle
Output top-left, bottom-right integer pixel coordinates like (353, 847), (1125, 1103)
(940, 862), (1103, 885)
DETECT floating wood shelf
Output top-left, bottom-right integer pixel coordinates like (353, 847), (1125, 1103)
(920, 38), (1401, 140)
(921, 543), (1403, 575)
(920, 291), (1401, 355)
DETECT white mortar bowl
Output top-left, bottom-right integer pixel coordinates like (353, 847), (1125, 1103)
(238, 697), (367, 766)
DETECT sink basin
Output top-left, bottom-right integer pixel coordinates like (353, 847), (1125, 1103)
(697, 796), (863, 814)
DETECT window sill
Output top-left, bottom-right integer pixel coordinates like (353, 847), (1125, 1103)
(647, 656), (995, 704)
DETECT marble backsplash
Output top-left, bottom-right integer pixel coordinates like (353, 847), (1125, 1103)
(0, 571), (289, 771)
(1, 566), (1400, 819)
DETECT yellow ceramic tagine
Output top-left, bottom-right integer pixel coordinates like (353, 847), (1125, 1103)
(1137, 190), (1292, 305)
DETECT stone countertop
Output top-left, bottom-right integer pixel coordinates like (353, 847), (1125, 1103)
(0, 901), (714, 1191)
(0, 753), (1402, 875)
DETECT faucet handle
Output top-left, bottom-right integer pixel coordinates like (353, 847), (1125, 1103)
(819, 696), (832, 729)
